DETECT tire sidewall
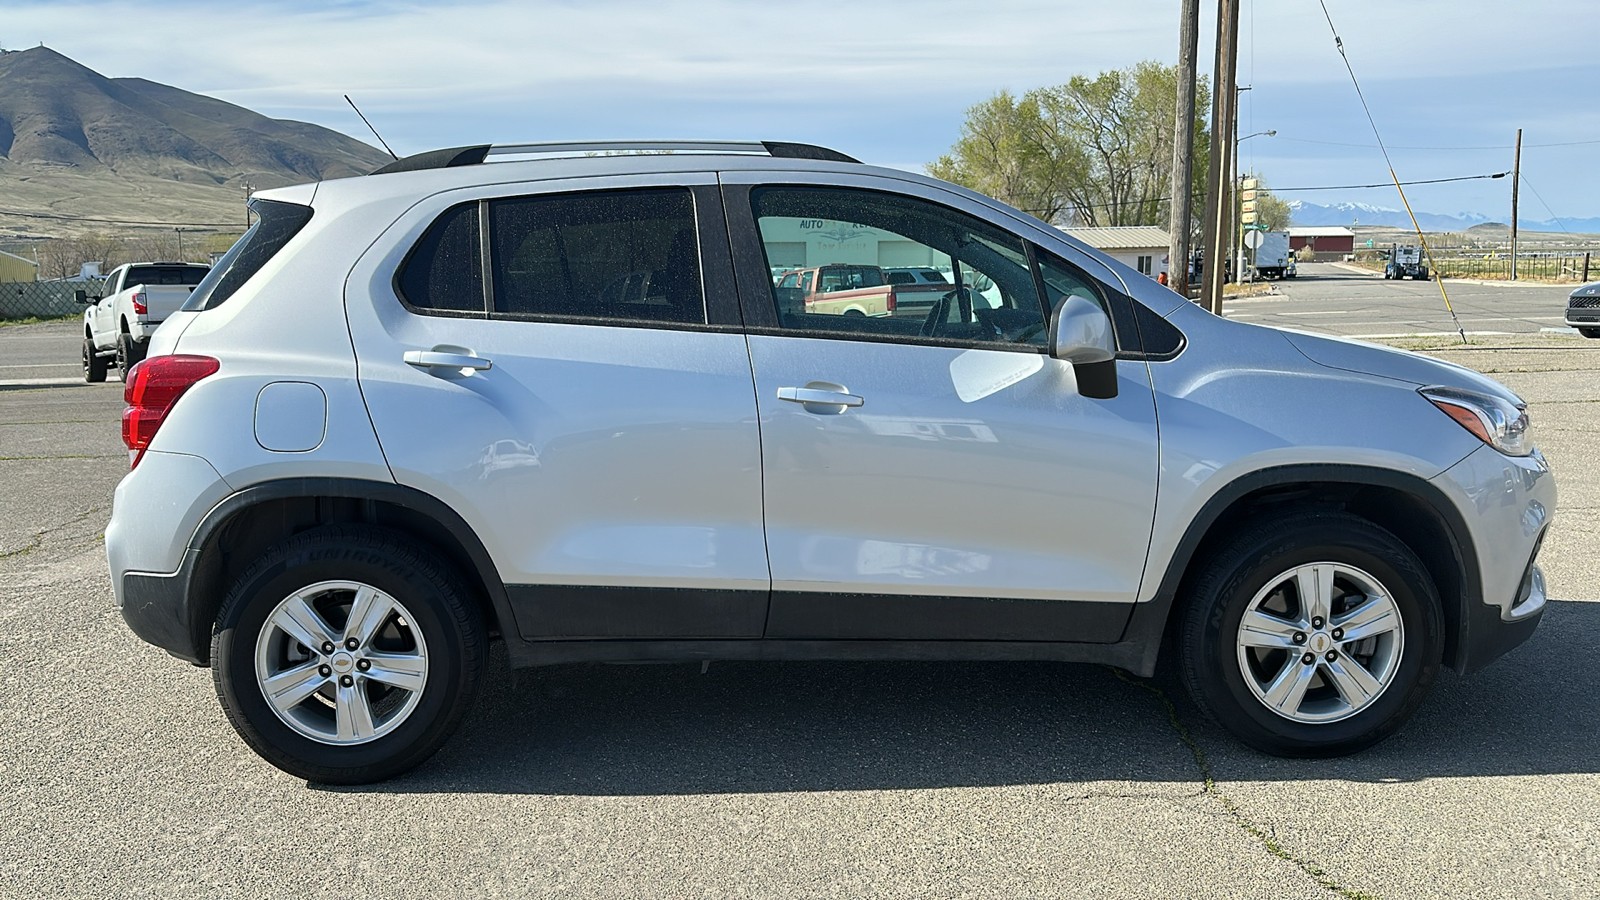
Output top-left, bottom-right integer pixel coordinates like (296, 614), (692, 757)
(1191, 519), (1443, 755)
(213, 534), (476, 780)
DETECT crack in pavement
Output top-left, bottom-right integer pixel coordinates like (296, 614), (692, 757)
(1113, 669), (1381, 900)
(0, 505), (107, 561)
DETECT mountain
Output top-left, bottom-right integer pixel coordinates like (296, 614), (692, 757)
(0, 46), (392, 238)
(1285, 199), (1600, 234)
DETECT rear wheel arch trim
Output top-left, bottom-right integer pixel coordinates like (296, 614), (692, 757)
(1139, 464), (1479, 665)
(188, 478), (515, 645)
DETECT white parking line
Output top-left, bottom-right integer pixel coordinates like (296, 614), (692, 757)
(0, 377), (87, 388)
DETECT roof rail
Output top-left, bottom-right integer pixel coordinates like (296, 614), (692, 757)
(369, 140), (859, 175)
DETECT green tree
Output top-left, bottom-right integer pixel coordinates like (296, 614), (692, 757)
(928, 62), (1210, 228)
(1251, 179), (1293, 232)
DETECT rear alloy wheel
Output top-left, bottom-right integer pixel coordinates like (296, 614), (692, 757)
(1179, 512), (1442, 757)
(83, 338), (107, 383)
(212, 526), (486, 783)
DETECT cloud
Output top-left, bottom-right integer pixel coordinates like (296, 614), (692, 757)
(6, 0), (1597, 216)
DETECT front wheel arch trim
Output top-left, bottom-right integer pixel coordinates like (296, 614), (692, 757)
(1128, 464), (1480, 673)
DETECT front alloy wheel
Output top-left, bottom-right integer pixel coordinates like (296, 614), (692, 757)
(1235, 563), (1404, 724)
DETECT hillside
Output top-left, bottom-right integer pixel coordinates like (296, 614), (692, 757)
(0, 46), (391, 239)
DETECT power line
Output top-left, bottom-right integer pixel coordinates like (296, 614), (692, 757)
(1271, 171), (1509, 192)
(1518, 174), (1571, 235)
(1317, 0), (1467, 343)
(1279, 136), (1600, 151)
(1018, 170), (1511, 216)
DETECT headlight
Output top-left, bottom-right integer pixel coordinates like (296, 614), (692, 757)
(1421, 386), (1533, 456)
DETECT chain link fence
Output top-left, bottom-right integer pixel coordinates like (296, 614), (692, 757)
(0, 279), (108, 321)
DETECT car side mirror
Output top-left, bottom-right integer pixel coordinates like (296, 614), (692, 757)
(1049, 295), (1118, 400)
(74, 289), (90, 304)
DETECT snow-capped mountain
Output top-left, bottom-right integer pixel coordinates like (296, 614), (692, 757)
(1285, 199), (1600, 233)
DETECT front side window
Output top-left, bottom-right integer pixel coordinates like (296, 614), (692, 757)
(488, 188), (704, 325)
(751, 187), (1047, 348)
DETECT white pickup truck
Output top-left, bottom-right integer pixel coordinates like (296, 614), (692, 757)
(81, 262), (209, 381)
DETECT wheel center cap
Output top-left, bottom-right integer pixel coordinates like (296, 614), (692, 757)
(331, 652), (355, 673)
(1309, 633), (1331, 654)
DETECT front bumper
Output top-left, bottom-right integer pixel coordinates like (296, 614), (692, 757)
(1430, 443), (1556, 673)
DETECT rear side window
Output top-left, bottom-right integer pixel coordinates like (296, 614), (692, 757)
(182, 199), (313, 311)
(396, 203), (484, 314)
(487, 188), (704, 325)
(125, 265), (208, 287)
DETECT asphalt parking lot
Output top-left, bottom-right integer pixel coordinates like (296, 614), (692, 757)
(2, 277), (1596, 898)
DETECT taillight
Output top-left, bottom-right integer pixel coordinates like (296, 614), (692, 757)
(886, 290), (896, 313)
(122, 355), (219, 468)
(131, 291), (148, 315)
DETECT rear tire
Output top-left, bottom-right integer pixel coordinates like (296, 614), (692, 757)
(83, 338), (107, 383)
(1178, 512), (1443, 757)
(211, 525), (487, 784)
(116, 332), (147, 372)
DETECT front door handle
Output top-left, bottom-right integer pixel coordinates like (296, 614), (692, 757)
(404, 347), (493, 373)
(777, 383), (864, 414)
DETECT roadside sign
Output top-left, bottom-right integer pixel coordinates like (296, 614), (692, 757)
(1244, 230), (1266, 249)
(1244, 223), (1267, 231)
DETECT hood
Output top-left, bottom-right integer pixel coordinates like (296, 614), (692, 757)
(1570, 282), (1600, 298)
(1279, 329), (1523, 405)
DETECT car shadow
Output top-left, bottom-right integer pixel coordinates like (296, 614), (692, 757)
(319, 599), (1600, 795)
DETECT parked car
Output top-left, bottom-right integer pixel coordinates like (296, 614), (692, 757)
(81, 261), (210, 380)
(108, 140), (1554, 784)
(1564, 282), (1600, 338)
(773, 263), (950, 318)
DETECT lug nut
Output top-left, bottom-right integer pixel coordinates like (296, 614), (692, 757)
(318, 665), (331, 677)
(1325, 650), (1339, 663)
(1311, 616), (1325, 629)
(320, 641), (336, 654)
(1331, 628), (1344, 641)
(345, 638), (359, 651)
(339, 675), (354, 687)
(356, 659), (371, 672)
(1293, 632), (1307, 645)
(1302, 652), (1316, 665)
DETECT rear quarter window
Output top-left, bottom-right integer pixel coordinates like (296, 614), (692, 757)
(182, 199), (314, 311)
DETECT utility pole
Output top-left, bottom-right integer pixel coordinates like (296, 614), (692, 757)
(1200, 0), (1240, 314)
(1510, 128), (1522, 281)
(1167, 0), (1201, 298)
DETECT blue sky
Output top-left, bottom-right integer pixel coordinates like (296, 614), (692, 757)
(8, 0), (1598, 219)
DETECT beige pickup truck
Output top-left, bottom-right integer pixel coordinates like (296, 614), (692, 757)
(774, 264), (946, 317)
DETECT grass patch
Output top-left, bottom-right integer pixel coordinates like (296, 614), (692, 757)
(0, 314), (78, 327)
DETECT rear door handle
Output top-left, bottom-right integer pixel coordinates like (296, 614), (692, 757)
(404, 348), (493, 372)
(777, 383), (864, 413)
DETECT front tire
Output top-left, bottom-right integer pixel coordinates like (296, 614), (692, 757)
(1178, 512), (1442, 757)
(211, 526), (486, 784)
(83, 338), (107, 383)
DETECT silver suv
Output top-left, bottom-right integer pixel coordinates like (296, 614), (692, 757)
(108, 140), (1554, 784)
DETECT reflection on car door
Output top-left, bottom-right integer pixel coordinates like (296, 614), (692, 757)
(725, 175), (1160, 642)
(346, 176), (770, 641)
